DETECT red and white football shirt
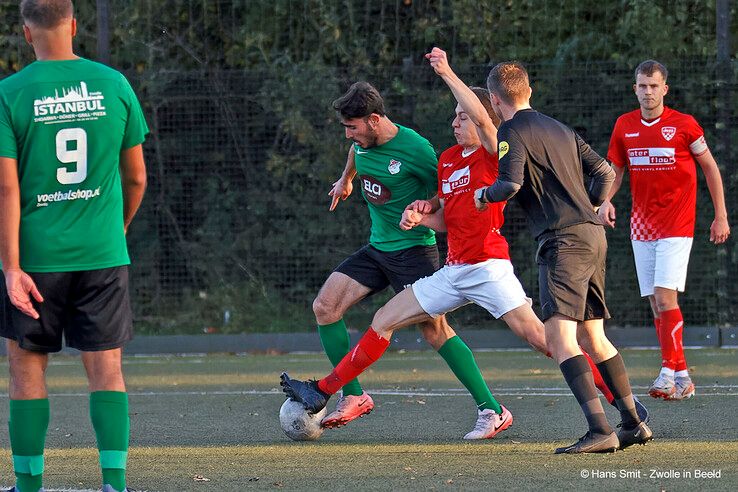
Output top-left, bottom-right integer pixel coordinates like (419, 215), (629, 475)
(438, 145), (510, 265)
(607, 107), (708, 240)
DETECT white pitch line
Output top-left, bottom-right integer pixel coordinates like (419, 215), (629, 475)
(1, 347), (731, 366)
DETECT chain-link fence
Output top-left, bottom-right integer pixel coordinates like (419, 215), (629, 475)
(87, 58), (735, 334)
(0, 56), (735, 333)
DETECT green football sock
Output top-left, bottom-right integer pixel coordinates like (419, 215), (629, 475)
(318, 319), (363, 396)
(438, 336), (502, 413)
(90, 391), (129, 491)
(9, 398), (49, 492)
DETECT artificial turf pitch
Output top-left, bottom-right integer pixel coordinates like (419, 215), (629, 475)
(0, 348), (736, 491)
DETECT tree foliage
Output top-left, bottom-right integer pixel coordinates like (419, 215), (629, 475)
(1, 1), (734, 72)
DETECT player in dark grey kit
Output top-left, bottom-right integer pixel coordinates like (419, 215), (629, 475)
(474, 61), (653, 454)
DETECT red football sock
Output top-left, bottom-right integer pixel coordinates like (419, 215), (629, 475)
(318, 327), (390, 395)
(581, 348), (615, 404)
(658, 308), (683, 370)
(661, 308), (687, 371)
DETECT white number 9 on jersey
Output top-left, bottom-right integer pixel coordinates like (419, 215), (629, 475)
(56, 127), (88, 184)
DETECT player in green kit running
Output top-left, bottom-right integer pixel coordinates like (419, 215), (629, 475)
(0, 1), (147, 491)
(314, 82), (506, 436)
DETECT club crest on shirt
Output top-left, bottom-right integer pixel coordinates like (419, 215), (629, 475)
(388, 159), (402, 174)
(661, 126), (676, 141)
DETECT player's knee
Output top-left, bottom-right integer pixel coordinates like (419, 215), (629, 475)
(523, 319), (547, 353)
(419, 319), (447, 350)
(577, 335), (595, 355)
(655, 299), (679, 313)
(370, 306), (391, 332)
(577, 331), (609, 358)
(312, 295), (339, 323)
(509, 314), (547, 354)
(87, 367), (125, 392)
(653, 290), (679, 312)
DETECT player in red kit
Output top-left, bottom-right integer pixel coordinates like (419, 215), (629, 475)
(599, 60), (730, 401)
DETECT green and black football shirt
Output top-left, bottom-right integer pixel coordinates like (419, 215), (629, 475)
(0, 57), (148, 272)
(353, 124), (438, 251)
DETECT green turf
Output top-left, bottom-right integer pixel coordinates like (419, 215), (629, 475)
(0, 348), (736, 491)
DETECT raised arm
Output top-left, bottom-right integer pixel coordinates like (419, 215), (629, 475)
(695, 149), (730, 244)
(329, 145), (357, 211)
(425, 47), (498, 154)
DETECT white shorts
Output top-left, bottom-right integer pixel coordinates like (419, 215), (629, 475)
(411, 258), (529, 319)
(632, 237), (693, 297)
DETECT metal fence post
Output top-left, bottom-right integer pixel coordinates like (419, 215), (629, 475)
(715, 0), (732, 326)
(96, 0), (110, 65)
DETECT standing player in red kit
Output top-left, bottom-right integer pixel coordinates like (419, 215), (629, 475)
(599, 60), (730, 401)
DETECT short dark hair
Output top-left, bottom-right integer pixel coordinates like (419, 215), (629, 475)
(470, 86), (500, 128)
(21, 0), (74, 29)
(332, 82), (386, 119)
(486, 61), (530, 105)
(635, 60), (668, 82)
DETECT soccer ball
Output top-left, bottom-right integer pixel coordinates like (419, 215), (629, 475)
(279, 398), (327, 441)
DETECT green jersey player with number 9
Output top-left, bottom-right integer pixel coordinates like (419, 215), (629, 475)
(0, 1), (147, 491)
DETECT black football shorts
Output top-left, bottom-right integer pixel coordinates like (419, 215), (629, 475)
(334, 244), (440, 294)
(536, 223), (610, 322)
(0, 266), (133, 353)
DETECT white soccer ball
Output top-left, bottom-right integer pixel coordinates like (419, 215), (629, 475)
(279, 398), (327, 441)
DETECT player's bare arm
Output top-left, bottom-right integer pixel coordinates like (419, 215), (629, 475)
(400, 201), (447, 232)
(120, 144), (147, 234)
(329, 145), (356, 211)
(425, 47), (498, 154)
(695, 149), (730, 244)
(0, 156), (43, 319)
(597, 165), (625, 228)
(406, 196), (440, 215)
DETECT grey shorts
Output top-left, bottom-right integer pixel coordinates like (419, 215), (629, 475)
(536, 223), (610, 322)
